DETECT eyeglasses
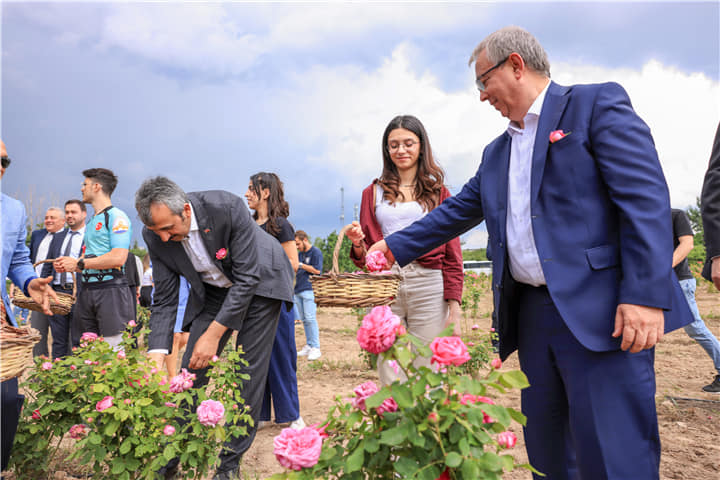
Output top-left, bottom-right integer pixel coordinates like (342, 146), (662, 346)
(1, 156), (10, 169)
(475, 56), (509, 92)
(388, 140), (419, 152)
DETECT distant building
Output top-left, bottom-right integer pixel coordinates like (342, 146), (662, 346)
(463, 260), (492, 276)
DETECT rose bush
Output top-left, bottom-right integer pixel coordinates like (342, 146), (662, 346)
(269, 309), (537, 479)
(11, 324), (252, 480)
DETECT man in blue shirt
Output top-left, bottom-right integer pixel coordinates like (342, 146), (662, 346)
(294, 230), (323, 360)
(55, 168), (134, 349)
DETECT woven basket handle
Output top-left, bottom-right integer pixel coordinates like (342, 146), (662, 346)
(333, 224), (367, 276)
(33, 258), (78, 297)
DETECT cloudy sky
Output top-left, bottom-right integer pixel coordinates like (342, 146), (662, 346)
(1, 1), (718, 250)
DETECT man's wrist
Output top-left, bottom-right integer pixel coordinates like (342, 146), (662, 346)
(77, 258), (85, 271)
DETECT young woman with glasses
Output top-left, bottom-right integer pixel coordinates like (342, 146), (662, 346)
(345, 115), (463, 385)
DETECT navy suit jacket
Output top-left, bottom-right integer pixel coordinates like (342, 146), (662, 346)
(387, 81), (693, 360)
(29, 227), (68, 278)
(701, 122), (720, 281)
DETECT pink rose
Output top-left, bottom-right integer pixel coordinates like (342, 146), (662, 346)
(212, 355), (219, 362)
(429, 336), (471, 367)
(41, 361), (52, 371)
(80, 332), (98, 342)
(32, 409), (41, 420)
(376, 397), (398, 417)
(549, 129), (570, 144)
(69, 424), (89, 439)
(169, 368), (196, 393)
(437, 468), (451, 480)
(128, 320), (137, 327)
(87, 417), (93, 423)
(356, 306), (401, 354)
(273, 427), (323, 471)
(460, 394), (495, 423)
(84, 360), (92, 365)
(471, 324), (480, 330)
(497, 431), (517, 448)
(163, 425), (176, 436)
(95, 396), (114, 412)
(197, 399), (224, 427)
(165, 402), (177, 408)
(215, 248), (228, 260)
(490, 358), (502, 369)
(70, 365), (77, 370)
(427, 411), (439, 423)
(365, 250), (388, 272)
(117, 351), (126, 360)
(388, 360), (400, 375)
(351, 381), (379, 411)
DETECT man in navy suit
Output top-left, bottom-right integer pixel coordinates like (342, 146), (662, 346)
(701, 123), (720, 291)
(370, 26), (693, 479)
(28, 207), (67, 357)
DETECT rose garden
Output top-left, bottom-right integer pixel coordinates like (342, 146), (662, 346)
(6, 271), (720, 479)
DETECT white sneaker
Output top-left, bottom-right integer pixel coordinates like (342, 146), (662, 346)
(307, 347), (322, 361)
(297, 345), (312, 357)
(290, 417), (306, 430)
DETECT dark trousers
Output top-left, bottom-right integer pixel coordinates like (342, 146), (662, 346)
(165, 285), (281, 474)
(30, 311), (49, 357)
(47, 285), (74, 359)
(1, 378), (24, 471)
(260, 304), (300, 423)
(517, 284), (660, 480)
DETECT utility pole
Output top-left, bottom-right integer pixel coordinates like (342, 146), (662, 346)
(353, 203), (359, 222)
(339, 187), (345, 226)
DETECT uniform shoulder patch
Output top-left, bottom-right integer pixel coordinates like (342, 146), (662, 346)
(112, 217), (129, 234)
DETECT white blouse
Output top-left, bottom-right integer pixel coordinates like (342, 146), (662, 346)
(374, 184), (427, 237)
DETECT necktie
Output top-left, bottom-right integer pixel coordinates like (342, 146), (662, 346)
(39, 233), (56, 278)
(61, 231), (78, 288)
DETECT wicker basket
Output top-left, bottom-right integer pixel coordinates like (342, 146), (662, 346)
(310, 224), (400, 308)
(0, 324), (41, 381)
(12, 259), (77, 316)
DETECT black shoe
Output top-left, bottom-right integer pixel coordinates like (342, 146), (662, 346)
(213, 468), (241, 480)
(156, 463), (180, 480)
(702, 375), (720, 393)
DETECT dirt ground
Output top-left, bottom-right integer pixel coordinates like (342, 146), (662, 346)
(7, 287), (720, 479)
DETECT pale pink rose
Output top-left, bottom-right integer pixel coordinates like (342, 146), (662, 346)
(128, 320), (137, 327)
(365, 250), (388, 272)
(491, 358), (502, 369)
(151, 367), (158, 374)
(273, 427), (323, 471)
(165, 402), (177, 408)
(84, 360), (92, 365)
(80, 332), (98, 342)
(429, 336), (471, 367)
(114, 350), (126, 360)
(169, 368), (196, 393)
(163, 425), (176, 436)
(388, 360), (400, 375)
(376, 397), (398, 417)
(356, 306), (401, 354)
(471, 324), (480, 330)
(70, 365), (77, 370)
(212, 355), (219, 362)
(351, 381), (379, 411)
(197, 399), (224, 427)
(41, 362), (52, 371)
(95, 396), (114, 412)
(497, 431), (517, 448)
(32, 409), (41, 420)
(87, 417), (93, 423)
(69, 424), (89, 439)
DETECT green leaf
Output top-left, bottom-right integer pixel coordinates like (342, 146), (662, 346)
(394, 457), (419, 477)
(390, 383), (413, 409)
(92, 383), (108, 394)
(163, 444), (175, 462)
(507, 407), (527, 426)
(461, 459), (480, 478)
(365, 389), (390, 410)
(365, 436), (380, 453)
(137, 397), (153, 407)
(445, 452), (463, 468)
(499, 370), (530, 389)
(345, 444), (364, 473)
(104, 420), (120, 436)
(500, 454), (515, 470)
(395, 346), (413, 368)
(458, 437), (470, 456)
(119, 437), (133, 455)
(379, 426), (406, 445)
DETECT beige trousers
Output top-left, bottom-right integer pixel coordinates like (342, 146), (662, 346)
(378, 262), (448, 385)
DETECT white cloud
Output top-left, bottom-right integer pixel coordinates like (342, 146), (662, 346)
(461, 229), (489, 250)
(272, 46), (718, 212)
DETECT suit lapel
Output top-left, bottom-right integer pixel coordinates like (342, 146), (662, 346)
(495, 133), (512, 246)
(189, 194), (224, 271)
(531, 81), (570, 202)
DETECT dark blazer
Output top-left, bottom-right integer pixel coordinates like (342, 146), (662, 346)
(143, 190), (295, 351)
(701, 122), (720, 281)
(387, 81), (693, 360)
(29, 228), (68, 278)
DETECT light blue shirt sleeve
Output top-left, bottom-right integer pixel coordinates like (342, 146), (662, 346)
(108, 209), (132, 250)
(174, 276), (190, 333)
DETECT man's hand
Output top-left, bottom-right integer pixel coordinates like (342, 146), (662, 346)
(445, 300), (462, 336)
(712, 257), (720, 291)
(368, 240), (395, 266)
(148, 352), (166, 372)
(27, 276), (59, 315)
(54, 256), (79, 273)
(612, 303), (664, 353)
(188, 321), (227, 370)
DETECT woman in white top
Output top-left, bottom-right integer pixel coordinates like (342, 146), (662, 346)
(346, 114), (463, 385)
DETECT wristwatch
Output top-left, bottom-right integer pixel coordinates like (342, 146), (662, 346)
(77, 258), (85, 271)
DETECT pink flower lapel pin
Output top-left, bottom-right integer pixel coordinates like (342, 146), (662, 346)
(215, 248), (228, 260)
(203, 228), (211, 234)
(549, 129), (571, 143)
